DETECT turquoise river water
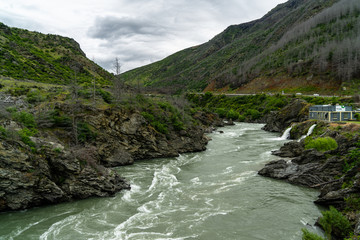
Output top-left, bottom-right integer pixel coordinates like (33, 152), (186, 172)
(0, 123), (323, 240)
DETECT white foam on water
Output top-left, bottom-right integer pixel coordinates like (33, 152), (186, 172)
(259, 150), (274, 162)
(204, 198), (214, 207)
(40, 215), (78, 240)
(192, 209), (232, 223)
(7, 219), (45, 239)
(137, 204), (153, 214)
(223, 166), (233, 174)
(298, 124), (317, 142)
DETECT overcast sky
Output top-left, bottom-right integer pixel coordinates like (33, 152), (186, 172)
(0, 0), (287, 73)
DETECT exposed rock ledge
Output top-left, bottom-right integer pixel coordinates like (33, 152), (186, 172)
(0, 105), (221, 212)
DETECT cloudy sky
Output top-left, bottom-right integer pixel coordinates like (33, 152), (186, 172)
(0, 0), (287, 72)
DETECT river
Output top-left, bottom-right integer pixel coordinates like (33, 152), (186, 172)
(0, 123), (322, 240)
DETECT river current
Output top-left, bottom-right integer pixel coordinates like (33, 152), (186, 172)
(0, 123), (322, 240)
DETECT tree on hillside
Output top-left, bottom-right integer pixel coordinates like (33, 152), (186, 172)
(112, 57), (123, 103)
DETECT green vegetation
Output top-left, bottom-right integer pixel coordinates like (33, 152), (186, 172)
(301, 229), (325, 240)
(304, 137), (338, 152)
(302, 206), (352, 240)
(343, 142), (360, 173)
(98, 89), (113, 104)
(344, 194), (360, 212)
(138, 95), (188, 134)
(0, 126), (8, 137)
(319, 206), (352, 239)
(121, 0), (360, 94)
(18, 128), (37, 149)
(11, 111), (36, 129)
(77, 122), (97, 143)
(0, 22), (112, 85)
(355, 113), (360, 121)
(187, 93), (289, 121)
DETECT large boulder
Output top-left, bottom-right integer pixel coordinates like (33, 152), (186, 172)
(0, 141), (129, 212)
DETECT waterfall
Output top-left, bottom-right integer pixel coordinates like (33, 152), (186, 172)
(280, 127), (292, 140)
(298, 124), (317, 142)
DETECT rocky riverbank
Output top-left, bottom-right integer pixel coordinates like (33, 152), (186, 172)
(0, 100), (222, 212)
(259, 120), (360, 237)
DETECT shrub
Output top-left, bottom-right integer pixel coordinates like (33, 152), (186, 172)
(141, 112), (155, 122)
(52, 113), (72, 127)
(304, 137), (338, 152)
(12, 111), (36, 129)
(0, 126), (8, 137)
(77, 122), (97, 143)
(355, 113), (360, 121)
(343, 148), (360, 172)
(18, 128), (36, 148)
(246, 109), (261, 120)
(319, 206), (352, 239)
(171, 115), (185, 131)
(158, 101), (173, 111)
(226, 109), (240, 120)
(151, 121), (168, 134)
(26, 89), (46, 103)
(7, 86), (30, 96)
(6, 107), (17, 113)
(215, 108), (227, 118)
(53, 147), (62, 153)
(301, 229), (325, 240)
(238, 115), (246, 122)
(98, 89), (112, 103)
(78, 88), (92, 99)
(203, 92), (213, 101)
(344, 195), (360, 212)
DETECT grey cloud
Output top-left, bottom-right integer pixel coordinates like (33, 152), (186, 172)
(88, 16), (168, 40)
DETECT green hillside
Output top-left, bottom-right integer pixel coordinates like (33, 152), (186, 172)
(0, 22), (112, 85)
(121, 0), (360, 94)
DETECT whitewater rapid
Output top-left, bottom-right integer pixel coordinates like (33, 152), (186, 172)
(0, 123), (322, 240)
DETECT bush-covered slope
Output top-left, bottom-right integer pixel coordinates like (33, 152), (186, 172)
(0, 22), (113, 85)
(122, 0), (360, 94)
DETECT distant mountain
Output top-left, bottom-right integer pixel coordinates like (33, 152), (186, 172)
(0, 23), (112, 85)
(121, 0), (360, 94)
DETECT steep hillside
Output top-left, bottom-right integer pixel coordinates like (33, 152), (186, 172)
(122, 0), (360, 94)
(0, 23), (112, 85)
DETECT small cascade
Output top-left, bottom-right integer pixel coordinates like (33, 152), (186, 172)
(298, 124), (317, 142)
(280, 127), (292, 140)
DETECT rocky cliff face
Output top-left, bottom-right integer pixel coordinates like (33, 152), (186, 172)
(262, 98), (309, 133)
(87, 108), (211, 166)
(0, 140), (129, 212)
(0, 103), (218, 212)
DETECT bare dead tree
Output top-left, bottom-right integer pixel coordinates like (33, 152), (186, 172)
(112, 57), (123, 103)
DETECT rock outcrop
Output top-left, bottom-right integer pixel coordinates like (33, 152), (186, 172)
(259, 122), (360, 210)
(86, 108), (211, 166)
(0, 103), (219, 212)
(0, 140), (129, 212)
(262, 99), (309, 133)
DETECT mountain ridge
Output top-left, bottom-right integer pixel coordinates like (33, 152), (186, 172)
(121, 0), (360, 94)
(0, 22), (112, 85)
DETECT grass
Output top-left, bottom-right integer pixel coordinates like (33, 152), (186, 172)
(0, 77), (63, 92)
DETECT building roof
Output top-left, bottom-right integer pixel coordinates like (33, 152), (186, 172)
(309, 105), (352, 112)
